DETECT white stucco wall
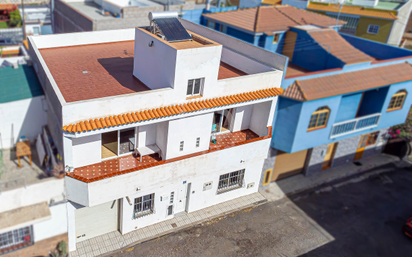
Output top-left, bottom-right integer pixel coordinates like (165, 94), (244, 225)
(72, 134), (101, 168)
(137, 123), (157, 147)
(232, 105), (253, 132)
(165, 113), (213, 159)
(0, 96), (47, 149)
(33, 202), (67, 242)
(155, 121), (168, 160)
(250, 101), (272, 137)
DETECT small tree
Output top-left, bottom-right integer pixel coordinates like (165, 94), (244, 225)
(389, 107), (412, 141)
(7, 8), (21, 28)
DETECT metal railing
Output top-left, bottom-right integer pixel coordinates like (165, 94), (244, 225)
(330, 113), (381, 138)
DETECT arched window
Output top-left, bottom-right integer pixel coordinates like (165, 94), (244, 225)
(387, 90), (407, 111)
(308, 107), (330, 131)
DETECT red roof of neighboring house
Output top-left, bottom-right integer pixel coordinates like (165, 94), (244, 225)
(308, 29), (374, 64)
(283, 62), (412, 101)
(203, 6), (345, 33)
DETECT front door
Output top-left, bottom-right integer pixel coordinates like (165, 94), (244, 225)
(354, 134), (369, 161)
(322, 143), (338, 170)
(174, 184), (187, 213)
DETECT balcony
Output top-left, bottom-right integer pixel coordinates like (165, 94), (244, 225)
(67, 129), (265, 183)
(330, 113), (381, 139)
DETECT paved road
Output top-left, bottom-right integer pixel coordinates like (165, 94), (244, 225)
(108, 165), (412, 257)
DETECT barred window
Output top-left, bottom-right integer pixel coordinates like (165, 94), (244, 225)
(0, 226), (33, 253)
(217, 169), (245, 194)
(367, 25), (380, 34)
(134, 193), (155, 218)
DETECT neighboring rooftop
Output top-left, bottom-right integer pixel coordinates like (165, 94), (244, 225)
(307, 2), (398, 19)
(283, 62), (412, 101)
(307, 29), (374, 64)
(0, 65), (43, 104)
(66, 1), (119, 20)
(202, 5), (345, 34)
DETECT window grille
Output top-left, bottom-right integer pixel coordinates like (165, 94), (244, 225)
(134, 193), (155, 219)
(0, 226), (33, 252)
(217, 169), (245, 194)
(196, 137), (200, 148)
(179, 141), (184, 151)
(169, 192), (174, 204)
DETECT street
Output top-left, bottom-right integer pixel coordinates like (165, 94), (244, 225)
(108, 164), (412, 257)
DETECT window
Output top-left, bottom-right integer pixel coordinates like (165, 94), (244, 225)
(308, 107), (330, 131)
(367, 25), (380, 34)
(217, 169), (245, 194)
(207, 20), (215, 29)
(219, 24), (227, 33)
(179, 141), (184, 151)
(196, 137), (200, 148)
(33, 27), (40, 35)
(0, 226), (33, 253)
(187, 78), (203, 97)
(169, 192), (174, 204)
(365, 132), (379, 146)
(273, 34), (280, 43)
(387, 90), (406, 111)
(262, 169), (272, 186)
(134, 193), (154, 218)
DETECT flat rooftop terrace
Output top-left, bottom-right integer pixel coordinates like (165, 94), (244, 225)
(67, 1), (117, 20)
(40, 40), (248, 103)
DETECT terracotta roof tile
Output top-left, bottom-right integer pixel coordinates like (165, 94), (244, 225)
(308, 30), (373, 64)
(203, 6), (343, 34)
(63, 87), (284, 133)
(284, 63), (412, 101)
(307, 2), (398, 20)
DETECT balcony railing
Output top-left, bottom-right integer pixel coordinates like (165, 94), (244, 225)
(330, 113), (381, 138)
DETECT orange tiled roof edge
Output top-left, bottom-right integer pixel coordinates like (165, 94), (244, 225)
(62, 88), (283, 133)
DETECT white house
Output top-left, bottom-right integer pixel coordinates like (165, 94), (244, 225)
(28, 13), (287, 252)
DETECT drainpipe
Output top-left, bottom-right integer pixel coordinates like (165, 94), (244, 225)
(167, 0), (170, 11)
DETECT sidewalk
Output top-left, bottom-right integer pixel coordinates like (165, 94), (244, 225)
(261, 153), (404, 202)
(69, 193), (266, 257)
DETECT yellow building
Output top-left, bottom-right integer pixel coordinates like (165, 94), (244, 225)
(306, 0), (412, 46)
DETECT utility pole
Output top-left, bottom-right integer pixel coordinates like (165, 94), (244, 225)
(21, 0), (26, 40)
(335, 0), (344, 27)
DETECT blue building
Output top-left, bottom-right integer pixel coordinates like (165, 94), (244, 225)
(198, 6), (412, 182)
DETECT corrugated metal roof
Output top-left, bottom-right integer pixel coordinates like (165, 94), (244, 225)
(0, 65), (43, 104)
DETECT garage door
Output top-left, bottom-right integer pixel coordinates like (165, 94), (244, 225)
(75, 200), (118, 242)
(271, 149), (308, 181)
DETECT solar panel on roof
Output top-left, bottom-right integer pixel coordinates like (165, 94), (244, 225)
(154, 18), (192, 43)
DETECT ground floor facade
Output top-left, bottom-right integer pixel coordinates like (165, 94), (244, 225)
(66, 137), (271, 251)
(263, 128), (389, 184)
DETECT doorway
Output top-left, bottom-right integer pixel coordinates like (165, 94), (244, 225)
(101, 131), (118, 159)
(175, 183), (191, 214)
(354, 134), (369, 161)
(212, 109), (234, 133)
(119, 128), (135, 155)
(322, 143), (338, 170)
